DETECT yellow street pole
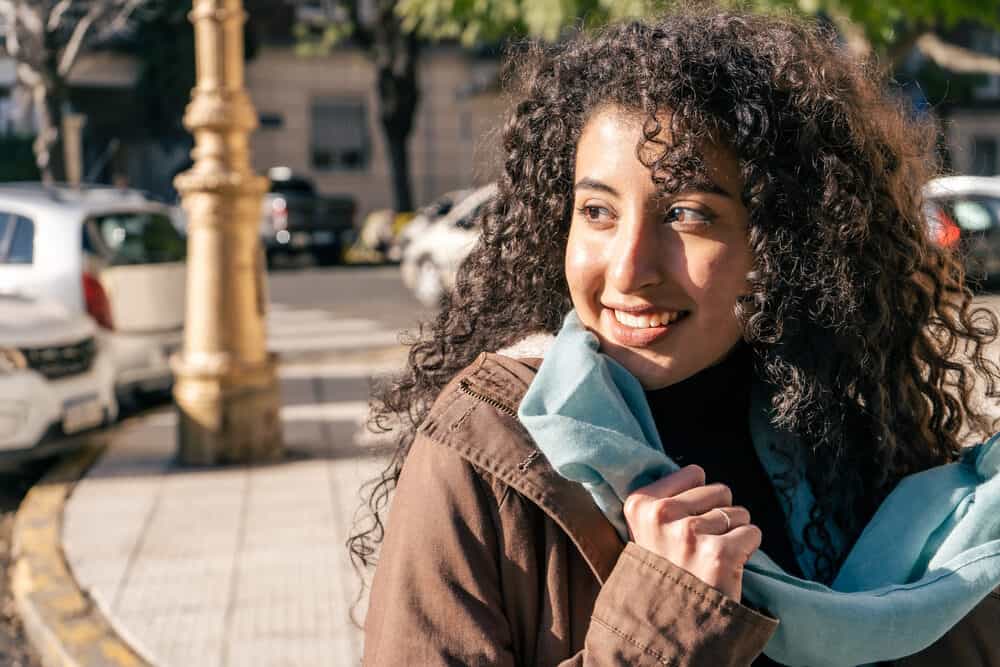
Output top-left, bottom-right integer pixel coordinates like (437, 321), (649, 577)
(172, 0), (283, 464)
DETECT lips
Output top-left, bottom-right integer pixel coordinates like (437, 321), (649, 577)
(600, 306), (689, 347)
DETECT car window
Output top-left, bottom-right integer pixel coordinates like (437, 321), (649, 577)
(88, 211), (186, 265)
(0, 214), (34, 264)
(269, 178), (315, 195)
(454, 202), (487, 230)
(951, 200), (993, 232)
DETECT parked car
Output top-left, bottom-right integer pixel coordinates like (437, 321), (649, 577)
(390, 188), (474, 263)
(401, 183), (496, 307)
(0, 183), (186, 405)
(261, 167), (356, 265)
(924, 176), (1000, 283)
(0, 294), (116, 463)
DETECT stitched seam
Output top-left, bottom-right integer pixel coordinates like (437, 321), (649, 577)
(590, 615), (676, 666)
(989, 590), (1000, 601)
(620, 549), (765, 628)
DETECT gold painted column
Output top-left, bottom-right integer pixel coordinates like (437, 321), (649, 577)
(172, 0), (283, 464)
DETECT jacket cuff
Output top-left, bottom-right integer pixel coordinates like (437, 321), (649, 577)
(591, 542), (778, 666)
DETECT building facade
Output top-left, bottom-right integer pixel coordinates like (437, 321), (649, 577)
(246, 45), (506, 216)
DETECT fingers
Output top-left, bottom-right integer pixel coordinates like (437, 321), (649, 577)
(695, 506), (751, 535)
(632, 464), (705, 499)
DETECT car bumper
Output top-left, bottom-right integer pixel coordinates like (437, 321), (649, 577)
(0, 354), (116, 458)
(106, 328), (183, 392)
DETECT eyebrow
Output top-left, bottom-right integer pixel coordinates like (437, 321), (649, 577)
(574, 176), (736, 200)
(574, 178), (620, 197)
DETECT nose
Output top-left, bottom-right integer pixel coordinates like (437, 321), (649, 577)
(607, 213), (663, 293)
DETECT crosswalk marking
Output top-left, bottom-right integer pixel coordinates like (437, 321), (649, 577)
(266, 304), (403, 354)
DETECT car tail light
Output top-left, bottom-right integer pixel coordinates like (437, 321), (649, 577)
(82, 272), (114, 330)
(930, 208), (961, 249)
(271, 197), (288, 231)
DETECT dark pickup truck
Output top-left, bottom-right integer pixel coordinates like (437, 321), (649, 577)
(260, 168), (356, 265)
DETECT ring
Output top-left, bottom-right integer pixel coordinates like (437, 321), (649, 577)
(714, 508), (732, 531)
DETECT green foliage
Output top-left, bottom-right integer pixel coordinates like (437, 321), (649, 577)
(396, 0), (1000, 56)
(396, 0), (673, 45)
(294, 20), (355, 56)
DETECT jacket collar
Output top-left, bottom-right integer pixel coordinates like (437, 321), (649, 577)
(419, 352), (624, 584)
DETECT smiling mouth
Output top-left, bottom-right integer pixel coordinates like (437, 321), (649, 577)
(599, 307), (690, 348)
(611, 309), (690, 329)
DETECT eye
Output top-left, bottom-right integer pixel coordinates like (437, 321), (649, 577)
(577, 205), (614, 224)
(664, 206), (714, 228)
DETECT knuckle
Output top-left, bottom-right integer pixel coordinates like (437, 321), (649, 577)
(623, 494), (643, 523)
(652, 497), (682, 523)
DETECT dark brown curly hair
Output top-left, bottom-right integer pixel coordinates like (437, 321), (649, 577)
(350, 7), (1000, 583)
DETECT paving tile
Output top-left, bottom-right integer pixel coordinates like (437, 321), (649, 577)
(224, 637), (360, 667)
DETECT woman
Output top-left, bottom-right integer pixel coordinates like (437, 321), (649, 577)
(356, 8), (1000, 666)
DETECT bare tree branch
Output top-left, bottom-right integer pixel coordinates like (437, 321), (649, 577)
(47, 0), (73, 31)
(14, 2), (44, 36)
(917, 33), (1000, 75)
(56, 2), (99, 77)
(100, 0), (144, 38)
(16, 62), (42, 87)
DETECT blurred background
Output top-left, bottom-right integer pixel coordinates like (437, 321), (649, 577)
(1, 1), (1000, 665)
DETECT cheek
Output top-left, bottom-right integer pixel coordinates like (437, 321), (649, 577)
(684, 241), (752, 297)
(565, 228), (603, 300)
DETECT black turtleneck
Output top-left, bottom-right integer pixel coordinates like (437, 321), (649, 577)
(644, 346), (801, 665)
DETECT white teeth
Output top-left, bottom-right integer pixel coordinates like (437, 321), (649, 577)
(613, 309), (684, 328)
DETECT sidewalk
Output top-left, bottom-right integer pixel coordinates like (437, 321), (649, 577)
(33, 349), (404, 667)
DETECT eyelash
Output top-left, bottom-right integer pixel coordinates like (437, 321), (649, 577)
(576, 205), (715, 228)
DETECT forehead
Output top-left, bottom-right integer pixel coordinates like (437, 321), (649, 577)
(574, 106), (742, 195)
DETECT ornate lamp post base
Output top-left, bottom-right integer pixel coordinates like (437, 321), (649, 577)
(173, 0), (284, 465)
(174, 355), (283, 465)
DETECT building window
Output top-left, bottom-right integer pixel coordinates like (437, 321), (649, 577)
(310, 99), (369, 171)
(259, 112), (285, 129)
(973, 31), (1000, 100)
(0, 213), (34, 264)
(971, 137), (998, 176)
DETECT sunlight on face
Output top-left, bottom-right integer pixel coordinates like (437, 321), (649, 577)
(565, 106), (753, 389)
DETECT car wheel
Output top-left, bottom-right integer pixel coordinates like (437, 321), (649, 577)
(414, 258), (444, 308)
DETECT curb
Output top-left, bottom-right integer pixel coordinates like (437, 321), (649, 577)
(10, 441), (151, 667)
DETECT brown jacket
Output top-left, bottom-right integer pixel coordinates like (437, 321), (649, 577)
(364, 353), (1000, 666)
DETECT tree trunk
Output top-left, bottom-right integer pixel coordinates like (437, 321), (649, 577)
(32, 83), (67, 185)
(373, 13), (419, 212)
(384, 122), (413, 212)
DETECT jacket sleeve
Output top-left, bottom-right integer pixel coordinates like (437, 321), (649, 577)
(573, 542), (778, 666)
(364, 434), (518, 666)
(363, 435), (777, 666)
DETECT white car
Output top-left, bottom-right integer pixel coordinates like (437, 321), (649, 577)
(924, 176), (1000, 282)
(401, 183), (496, 307)
(0, 295), (116, 462)
(0, 184), (186, 403)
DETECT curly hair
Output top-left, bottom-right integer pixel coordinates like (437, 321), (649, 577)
(350, 7), (1000, 583)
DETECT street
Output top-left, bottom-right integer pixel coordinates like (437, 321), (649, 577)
(3, 265), (1000, 666)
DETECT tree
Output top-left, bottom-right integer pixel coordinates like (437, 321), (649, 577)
(295, 1), (420, 212)
(396, 0), (1000, 74)
(0, 0), (144, 184)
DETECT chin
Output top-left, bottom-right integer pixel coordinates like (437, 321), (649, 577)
(600, 343), (686, 390)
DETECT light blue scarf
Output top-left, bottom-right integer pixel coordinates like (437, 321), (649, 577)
(518, 311), (1000, 667)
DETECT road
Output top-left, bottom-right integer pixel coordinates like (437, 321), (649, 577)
(2, 265), (1000, 664)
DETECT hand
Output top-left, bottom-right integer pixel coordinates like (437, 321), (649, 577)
(623, 464), (761, 602)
